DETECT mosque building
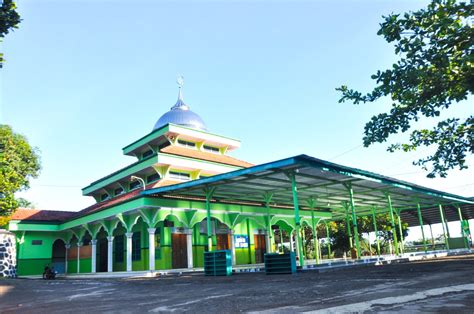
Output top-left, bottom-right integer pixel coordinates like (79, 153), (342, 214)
(7, 81), (473, 276)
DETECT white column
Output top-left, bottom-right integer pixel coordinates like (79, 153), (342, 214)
(148, 228), (156, 271)
(126, 232), (133, 272)
(91, 239), (97, 273)
(230, 230), (236, 265)
(265, 232), (271, 254)
(289, 232), (294, 252)
(77, 242), (82, 273)
(295, 233), (301, 260)
(65, 244), (71, 273)
(107, 236), (114, 272)
(186, 230), (193, 269)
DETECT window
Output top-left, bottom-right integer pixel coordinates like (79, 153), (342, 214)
(132, 232), (141, 261)
(169, 171), (191, 181)
(142, 149), (154, 159)
(203, 145), (219, 153)
(100, 193), (109, 201)
(130, 180), (142, 190)
(115, 235), (124, 263)
(114, 187), (124, 196)
(177, 139), (196, 148)
(146, 173), (160, 183)
(32, 240), (43, 245)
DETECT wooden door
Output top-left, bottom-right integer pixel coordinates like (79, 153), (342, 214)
(254, 234), (266, 264)
(216, 234), (230, 250)
(172, 233), (188, 269)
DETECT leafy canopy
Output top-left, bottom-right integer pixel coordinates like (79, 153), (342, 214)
(337, 0), (473, 178)
(330, 213), (408, 256)
(0, 124), (41, 217)
(0, 0), (21, 67)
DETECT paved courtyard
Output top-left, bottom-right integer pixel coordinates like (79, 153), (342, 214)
(1, 255), (474, 313)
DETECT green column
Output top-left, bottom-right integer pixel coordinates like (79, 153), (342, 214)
(348, 185), (361, 259)
(429, 224), (435, 249)
(205, 187), (216, 251)
(438, 204), (450, 250)
(311, 209), (320, 264)
(371, 208), (381, 256)
(289, 172), (304, 267)
(443, 208), (451, 239)
(396, 209), (405, 254)
(325, 221), (332, 259)
(386, 194), (399, 255)
(344, 203), (353, 249)
(264, 193), (274, 253)
(416, 203), (428, 253)
(457, 205), (469, 249)
(300, 227), (304, 256)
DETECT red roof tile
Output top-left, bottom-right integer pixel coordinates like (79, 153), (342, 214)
(11, 178), (208, 223)
(73, 180), (184, 218)
(11, 208), (76, 222)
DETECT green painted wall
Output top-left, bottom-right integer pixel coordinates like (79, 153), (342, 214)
(15, 212), (282, 275)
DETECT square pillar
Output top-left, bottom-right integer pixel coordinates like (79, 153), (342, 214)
(148, 228), (156, 271)
(265, 232), (271, 254)
(126, 232), (133, 272)
(77, 242), (82, 273)
(230, 230), (236, 265)
(289, 231), (294, 252)
(186, 229), (193, 269)
(107, 236), (114, 272)
(91, 239), (97, 273)
(65, 244), (71, 273)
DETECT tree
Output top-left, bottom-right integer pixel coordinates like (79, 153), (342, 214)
(0, 0), (21, 67)
(0, 124), (41, 217)
(329, 213), (409, 256)
(17, 197), (35, 208)
(337, 0), (473, 178)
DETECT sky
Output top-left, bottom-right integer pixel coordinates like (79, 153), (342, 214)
(1, 0), (473, 242)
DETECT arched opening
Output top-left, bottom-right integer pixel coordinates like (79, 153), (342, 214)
(272, 220), (294, 253)
(51, 239), (66, 273)
(215, 219), (231, 251)
(113, 222), (127, 272)
(96, 227), (108, 272)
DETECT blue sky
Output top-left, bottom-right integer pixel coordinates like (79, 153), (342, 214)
(1, 0), (472, 241)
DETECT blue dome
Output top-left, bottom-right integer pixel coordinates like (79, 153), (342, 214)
(153, 89), (208, 131)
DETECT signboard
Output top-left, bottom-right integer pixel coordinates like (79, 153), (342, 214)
(234, 235), (249, 248)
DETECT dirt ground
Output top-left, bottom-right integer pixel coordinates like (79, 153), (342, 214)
(1, 255), (474, 313)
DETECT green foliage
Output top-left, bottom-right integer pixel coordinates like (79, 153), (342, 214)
(0, 124), (41, 217)
(17, 197), (34, 208)
(337, 0), (473, 178)
(0, 0), (21, 67)
(329, 213), (409, 256)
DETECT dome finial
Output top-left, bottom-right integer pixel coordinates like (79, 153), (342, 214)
(172, 75), (188, 110)
(152, 76), (208, 131)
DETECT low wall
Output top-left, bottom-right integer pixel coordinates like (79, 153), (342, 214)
(0, 229), (17, 278)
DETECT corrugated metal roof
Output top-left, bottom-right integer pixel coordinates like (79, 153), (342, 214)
(142, 154), (473, 224)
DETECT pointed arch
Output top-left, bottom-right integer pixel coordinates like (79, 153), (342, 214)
(233, 214), (267, 230)
(98, 219), (121, 236)
(270, 216), (296, 230)
(272, 219), (294, 233)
